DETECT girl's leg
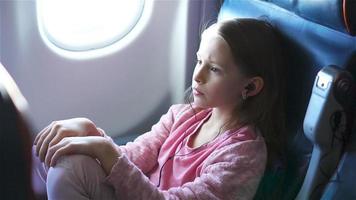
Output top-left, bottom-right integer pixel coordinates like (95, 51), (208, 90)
(33, 150), (116, 200)
(32, 148), (47, 198)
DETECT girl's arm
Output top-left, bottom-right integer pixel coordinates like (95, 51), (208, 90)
(105, 137), (267, 200)
(103, 104), (184, 174)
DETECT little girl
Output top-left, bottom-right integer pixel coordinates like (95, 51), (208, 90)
(34, 18), (286, 200)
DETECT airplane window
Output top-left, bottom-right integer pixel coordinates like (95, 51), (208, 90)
(37, 0), (145, 52)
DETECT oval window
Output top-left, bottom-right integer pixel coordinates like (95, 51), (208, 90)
(37, 0), (145, 51)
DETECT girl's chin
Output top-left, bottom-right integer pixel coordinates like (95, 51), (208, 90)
(192, 101), (210, 109)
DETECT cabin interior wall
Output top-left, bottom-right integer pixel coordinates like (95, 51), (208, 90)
(0, 0), (193, 138)
(0, 0), (221, 140)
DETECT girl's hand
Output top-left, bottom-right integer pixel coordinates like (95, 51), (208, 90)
(34, 118), (104, 162)
(45, 136), (120, 175)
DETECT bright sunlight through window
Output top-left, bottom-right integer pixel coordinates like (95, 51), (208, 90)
(37, 0), (145, 52)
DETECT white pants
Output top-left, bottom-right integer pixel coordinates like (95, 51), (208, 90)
(35, 152), (116, 200)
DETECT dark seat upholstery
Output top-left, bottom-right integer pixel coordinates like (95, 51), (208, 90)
(0, 63), (34, 200)
(218, 0), (356, 199)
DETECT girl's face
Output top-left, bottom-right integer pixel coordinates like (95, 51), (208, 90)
(192, 24), (248, 110)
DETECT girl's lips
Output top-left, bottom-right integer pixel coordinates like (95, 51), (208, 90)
(193, 88), (204, 95)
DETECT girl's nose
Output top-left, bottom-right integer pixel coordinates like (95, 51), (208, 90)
(193, 65), (206, 84)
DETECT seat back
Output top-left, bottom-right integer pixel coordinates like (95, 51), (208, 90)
(0, 63), (34, 200)
(218, 0), (356, 199)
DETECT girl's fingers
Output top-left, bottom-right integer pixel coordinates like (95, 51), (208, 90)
(49, 128), (77, 148)
(49, 142), (75, 167)
(38, 131), (55, 162)
(34, 123), (52, 145)
(97, 127), (105, 137)
(35, 126), (53, 156)
(38, 125), (60, 161)
(46, 137), (101, 167)
(45, 138), (71, 167)
(45, 140), (61, 167)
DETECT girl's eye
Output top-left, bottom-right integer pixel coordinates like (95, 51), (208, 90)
(196, 59), (202, 65)
(210, 66), (219, 72)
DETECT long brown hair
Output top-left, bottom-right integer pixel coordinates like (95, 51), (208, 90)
(186, 18), (287, 169)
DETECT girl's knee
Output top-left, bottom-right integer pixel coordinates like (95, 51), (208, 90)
(46, 155), (101, 199)
(47, 154), (102, 184)
(54, 154), (98, 170)
(46, 155), (111, 199)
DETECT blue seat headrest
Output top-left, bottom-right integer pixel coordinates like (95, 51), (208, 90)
(219, 0), (356, 36)
(264, 0), (356, 36)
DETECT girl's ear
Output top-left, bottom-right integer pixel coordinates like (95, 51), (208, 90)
(243, 76), (264, 98)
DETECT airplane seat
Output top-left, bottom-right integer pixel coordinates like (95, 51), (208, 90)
(218, 0), (356, 199)
(0, 63), (34, 199)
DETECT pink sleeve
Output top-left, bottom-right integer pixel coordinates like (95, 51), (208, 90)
(115, 105), (182, 173)
(105, 137), (267, 200)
